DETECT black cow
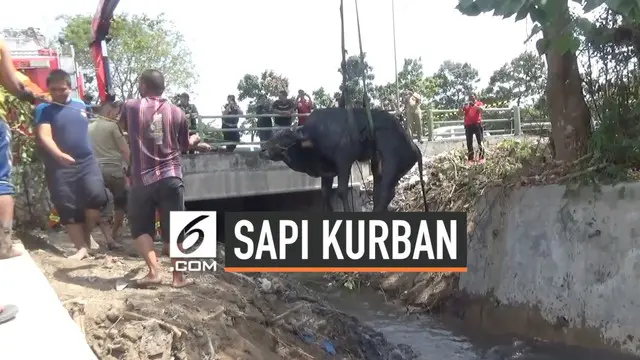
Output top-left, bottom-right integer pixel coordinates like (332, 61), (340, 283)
(259, 107), (428, 212)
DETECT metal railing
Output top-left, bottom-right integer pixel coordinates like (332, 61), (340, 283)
(196, 107), (551, 147)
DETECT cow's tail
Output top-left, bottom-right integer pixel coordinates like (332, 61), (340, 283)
(416, 146), (429, 212)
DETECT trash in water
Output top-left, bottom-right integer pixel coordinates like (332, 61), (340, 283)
(321, 339), (336, 355)
(299, 332), (315, 344)
(297, 331), (336, 355)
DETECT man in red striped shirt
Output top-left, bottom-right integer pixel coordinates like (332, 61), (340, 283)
(120, 69), (201, 288)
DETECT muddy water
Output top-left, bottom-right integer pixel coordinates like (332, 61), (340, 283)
(188, 194), (637, 359)
(320, 287), (638, 360)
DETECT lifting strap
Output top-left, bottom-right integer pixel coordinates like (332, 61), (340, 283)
(354, 0), (376, 152)
(339, 0), (377, 155)
(339, 0), (357, 142)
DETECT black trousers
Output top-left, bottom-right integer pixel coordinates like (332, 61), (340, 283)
(222, 121), (239, 152)
(465, 123), (484, 161)
(257, 117), (273, 142)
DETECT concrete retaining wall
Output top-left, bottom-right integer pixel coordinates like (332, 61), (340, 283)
(0, 245), (97, 359)
(460, 183), (640, 355)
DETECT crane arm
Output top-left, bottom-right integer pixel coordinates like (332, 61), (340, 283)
(91, 0), (120, 103)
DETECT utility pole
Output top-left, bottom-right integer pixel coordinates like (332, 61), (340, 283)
(392, 0), (400, 111)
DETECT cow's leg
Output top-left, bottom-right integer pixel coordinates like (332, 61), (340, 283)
(336, 164), (353, 212)
(373, 177), (396, 212)
(373, 162), (400, 212)
(320, 176), (334, 212)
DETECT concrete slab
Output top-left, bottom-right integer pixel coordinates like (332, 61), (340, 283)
(181, 150), (369, 201)
(0, 246), (96, 360)
(180, 135), (533, 201)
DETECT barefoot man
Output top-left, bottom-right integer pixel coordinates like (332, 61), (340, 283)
(120, 69), (201, 288)
(88, 101), (128, 247)
(35, 70), (109, 260)
(0, 38), (37, 325)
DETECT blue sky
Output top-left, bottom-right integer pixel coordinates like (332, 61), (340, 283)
(1, 0), (537, 116)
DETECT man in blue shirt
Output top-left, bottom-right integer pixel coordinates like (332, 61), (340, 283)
(0, 38), (37, 326)
(35, 69), (109, 260)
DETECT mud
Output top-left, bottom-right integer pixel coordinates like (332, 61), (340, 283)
(24, 230), (417, 360)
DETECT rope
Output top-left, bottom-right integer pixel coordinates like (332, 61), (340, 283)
(354, 0), (378, 210)
(354, 0), (376, 148)
(337, 0), (378, 211)
(7, 97), (120, 141)
(339, 0), (358, 141)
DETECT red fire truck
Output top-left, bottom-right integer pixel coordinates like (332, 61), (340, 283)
(4, 37), (85, 99)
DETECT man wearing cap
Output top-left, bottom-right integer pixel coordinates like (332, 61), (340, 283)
(177, 93), (201, 155)
(176, 93), (200, 132)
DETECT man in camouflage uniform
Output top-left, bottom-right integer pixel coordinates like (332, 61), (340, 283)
(177, 93), (200, 154)
(177, 93), (200, 131)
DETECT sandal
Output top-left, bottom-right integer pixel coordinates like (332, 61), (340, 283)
(0, 304), (18, 325)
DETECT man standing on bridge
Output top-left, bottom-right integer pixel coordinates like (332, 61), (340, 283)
(404, 88), (423, 143)
(255, 94), (273, 142)
(296, 89), (314, 126)
(461, 93), (485, 165)
(120, 69), (201, 288)
(272, 90), (296, 128)
(177, 93), (200, 132)
(177, 93), (200, 155)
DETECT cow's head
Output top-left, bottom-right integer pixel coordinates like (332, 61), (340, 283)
(259, 128), (309, 161)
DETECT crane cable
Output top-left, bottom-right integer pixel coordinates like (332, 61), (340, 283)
(339, 0), (377, 162)
(354, 0), (378, 170)
(339, 0), (358, 143)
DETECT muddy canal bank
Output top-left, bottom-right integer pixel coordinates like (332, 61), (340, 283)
(25, 230), (416, 360)
(23, 221), (640, 360)
(338, 181), (640, 358)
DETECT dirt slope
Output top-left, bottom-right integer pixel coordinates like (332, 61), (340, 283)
(22, 230), (415, 360)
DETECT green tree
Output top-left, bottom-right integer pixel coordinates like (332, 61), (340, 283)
(483, 51), (546, 107)
(432, 60), (480, 109)
(312, 87), (335, 108)
(58, 13), (198, 100)
(338, 53), (376, 107)
(453, 0), (640, 161)
(376, 57), (438, 111)
(237, 70), (290, 140)
(237, 70), (290, 101)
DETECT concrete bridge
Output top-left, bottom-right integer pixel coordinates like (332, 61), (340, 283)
(181, 150), (370, 201)
(180, 136), (529, 202)
(184, 105), (549, 202)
